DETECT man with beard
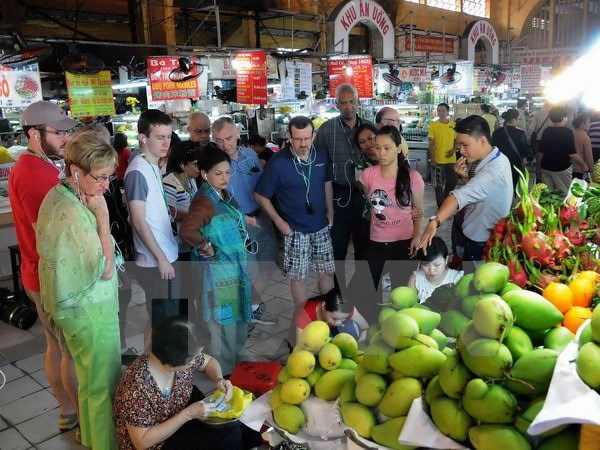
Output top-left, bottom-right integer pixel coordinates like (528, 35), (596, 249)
(314, 84), (372, 287)
(9, 101), (80, 436)
(255, 115), (335, 306)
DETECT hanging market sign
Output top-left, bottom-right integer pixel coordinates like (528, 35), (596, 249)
(404, 36), (455, 54)
(511, 68), (521, 90)
(0, 64), (42, 108)
(235, 51), (267, 105)
(520, 65), (542, 93)
(65, 70), (115, 118)
(463, 20), (499, 65)
(147, 57), (201, 101)
(327, 0), (395, 59)
(399, 67), (431, 83)
(280, 61), (312, 101)
(328, 56), (373, 99)
(512, 48), (580, 68)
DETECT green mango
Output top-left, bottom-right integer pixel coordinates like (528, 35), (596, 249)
(371, 416), (417, 449)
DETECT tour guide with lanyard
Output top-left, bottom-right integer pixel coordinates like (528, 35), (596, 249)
(193, 182), (253, 325)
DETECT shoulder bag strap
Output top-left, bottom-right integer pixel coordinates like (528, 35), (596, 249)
(503, 127), (522, 161)
(535, 114), (550, 135)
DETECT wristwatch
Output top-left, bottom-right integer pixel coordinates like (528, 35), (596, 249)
(429, 215), (441, 227)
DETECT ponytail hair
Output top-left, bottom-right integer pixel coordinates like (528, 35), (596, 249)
(376, 125), (412, 207)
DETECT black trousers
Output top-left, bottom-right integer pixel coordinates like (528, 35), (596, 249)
(330, 184), (370, 262)
(362, 239), (415, 323)
(162, 386), (262, 450)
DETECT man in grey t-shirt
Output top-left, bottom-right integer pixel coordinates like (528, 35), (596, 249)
(125, 109), (179, 329)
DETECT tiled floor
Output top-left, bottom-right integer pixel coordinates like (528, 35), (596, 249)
(0, 185), (448, 449)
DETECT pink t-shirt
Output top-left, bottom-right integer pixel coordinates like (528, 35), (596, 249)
(359, 166), (424, 243)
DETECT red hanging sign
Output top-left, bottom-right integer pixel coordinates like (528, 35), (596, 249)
(235, 51), (267, 105)
(328, 56), (373, 99)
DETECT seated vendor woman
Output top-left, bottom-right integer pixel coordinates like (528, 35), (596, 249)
(293, 288), (369, 345)
(113, 316), (261, 450)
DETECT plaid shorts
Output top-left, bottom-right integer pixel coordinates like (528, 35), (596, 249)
(283, 226), (335, 280)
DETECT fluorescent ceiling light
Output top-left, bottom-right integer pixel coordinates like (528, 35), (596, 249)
(112, 81), (148, 90)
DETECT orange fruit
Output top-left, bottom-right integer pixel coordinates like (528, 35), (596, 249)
(542, 282), (574, 313)
(562, 306), (592, 334)
(577, 271), (599, 287)
(569, 278), (595, 308)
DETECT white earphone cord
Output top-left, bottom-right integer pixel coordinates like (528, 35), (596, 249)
(331, 118), (354, 209)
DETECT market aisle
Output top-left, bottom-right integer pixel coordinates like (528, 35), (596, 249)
(0, 184), (449, 449)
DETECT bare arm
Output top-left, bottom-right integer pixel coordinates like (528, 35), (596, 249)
(325, 181), (334, 226)
(428, 137), (436, 166)
(351, 309), (369, 343)
(410, 188), (425, 256)
(254, 192), (292, 236)
(583, 138), (595, 175)
(202, 356), (233, 398)
(570, 153), (587, 171)
(128, 200), (174, 279)
(417, 193), (459, 253)
(407, 273), (416, 290)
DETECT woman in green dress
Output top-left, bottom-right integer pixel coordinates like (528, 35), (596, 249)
(180, 150), (253, 376)
(36, 131), (122, 449)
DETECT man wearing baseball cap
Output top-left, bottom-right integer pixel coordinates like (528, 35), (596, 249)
(8, 101), (80, 435)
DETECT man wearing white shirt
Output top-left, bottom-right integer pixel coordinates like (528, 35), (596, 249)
(418, 115), (512, 261)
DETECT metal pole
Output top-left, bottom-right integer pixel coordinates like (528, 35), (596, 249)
(214, 0), (222, 47)
(410, 12), (414, 61)
(442, 17), (446, 64)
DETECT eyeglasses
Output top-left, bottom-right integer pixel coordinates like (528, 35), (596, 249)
(191, 128), (211, 135)
(36, 128), (71, 138)
(87, 172), (117, 183)
(382, 117), (399, 124)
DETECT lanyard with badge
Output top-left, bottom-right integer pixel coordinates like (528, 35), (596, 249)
(292, 147), (315, 214)
(338, 117), (365, 183)
(476, 150), (501, 173)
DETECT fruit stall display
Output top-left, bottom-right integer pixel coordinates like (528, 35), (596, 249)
(483, 172), (599, 291)
(257, 262), (600, 449)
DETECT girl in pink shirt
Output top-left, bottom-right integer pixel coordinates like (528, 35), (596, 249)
(359, 126), (425, 295)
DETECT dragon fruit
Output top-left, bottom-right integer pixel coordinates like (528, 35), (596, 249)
(549, 231), (572, 260)
(559, 205), (579, 226)
(520, 230), (555, 268)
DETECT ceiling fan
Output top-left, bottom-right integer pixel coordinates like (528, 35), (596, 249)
(489, 68), (506, 87)
(382, 63), (403, 87)
(0, 29), (53, 67)
(439, 63), (462, 85)
(169, 57), (204, 82)
(61, 52), (105, 75)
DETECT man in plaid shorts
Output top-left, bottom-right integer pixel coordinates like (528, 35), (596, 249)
(254, 115), (335, 306)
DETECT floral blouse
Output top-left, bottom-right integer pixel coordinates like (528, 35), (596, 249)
(113, 353), (207, 450)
